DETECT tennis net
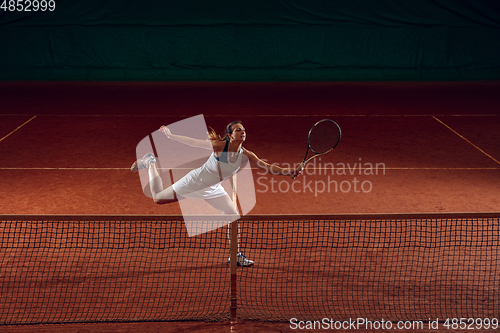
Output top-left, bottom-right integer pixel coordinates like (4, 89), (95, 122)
(0, 213), (498, 324)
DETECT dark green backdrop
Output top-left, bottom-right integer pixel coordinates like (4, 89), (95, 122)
(1, 0), (499, 81)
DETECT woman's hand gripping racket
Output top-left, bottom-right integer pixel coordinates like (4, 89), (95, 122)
(291, 119), (342, 179)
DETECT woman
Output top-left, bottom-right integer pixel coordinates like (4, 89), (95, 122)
(131, 120), (301, 266)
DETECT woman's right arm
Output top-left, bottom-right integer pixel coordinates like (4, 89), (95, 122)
(160, 126), (215, 150)
(160, 126), (227, 151)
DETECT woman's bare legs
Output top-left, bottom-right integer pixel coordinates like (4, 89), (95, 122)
(204, 195), (240, 250)
(204, 195), (239, 216)
(146, 163), (253, 265)
(148, 163), (179, 204)
(205, 195), (239, 245)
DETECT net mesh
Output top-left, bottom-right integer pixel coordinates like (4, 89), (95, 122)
(0, 214), (499, 325)
(238, 216), (500, 322)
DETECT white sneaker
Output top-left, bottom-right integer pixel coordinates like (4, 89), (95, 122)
(130, 153), (156, 173)
(227, 252), (254, 267)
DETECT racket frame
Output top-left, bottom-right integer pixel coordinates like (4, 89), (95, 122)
(291, 119), (341, 179)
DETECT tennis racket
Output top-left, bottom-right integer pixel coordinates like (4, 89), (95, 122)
(291, 119), (342, 179)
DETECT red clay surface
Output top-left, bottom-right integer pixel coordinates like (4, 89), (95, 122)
(0, 81), (499, 332)
(0, 81), (499, 216)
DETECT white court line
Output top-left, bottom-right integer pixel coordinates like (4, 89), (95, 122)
(0, 113), (496, 117)
(0, 167), (129, 170)
(0, 116), (37, 143)
(0, 167), (498, 171)
(433, 116), (500, 166)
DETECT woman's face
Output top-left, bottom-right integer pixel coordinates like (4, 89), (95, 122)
(230, 123), (246, 142)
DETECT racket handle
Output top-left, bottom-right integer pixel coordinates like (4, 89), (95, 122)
(291, 162), (305, 180)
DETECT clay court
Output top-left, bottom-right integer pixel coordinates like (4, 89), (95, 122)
(1, 2), (500, 332)
(0, 81), (499, 332)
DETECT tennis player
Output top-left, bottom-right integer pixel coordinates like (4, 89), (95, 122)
(131, 121), (302, 266)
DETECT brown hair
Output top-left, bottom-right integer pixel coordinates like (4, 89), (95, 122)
(208, 121), (242, 141)
(207, 126), (222, 141)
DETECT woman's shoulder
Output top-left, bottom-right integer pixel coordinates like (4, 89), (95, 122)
(211, 139), (227, 152)
(242, 148), (259, 161)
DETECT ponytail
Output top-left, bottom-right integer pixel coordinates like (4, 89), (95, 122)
(207, 126), (223, 141)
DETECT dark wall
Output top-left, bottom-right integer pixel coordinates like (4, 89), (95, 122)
(1, 0), (499, 81)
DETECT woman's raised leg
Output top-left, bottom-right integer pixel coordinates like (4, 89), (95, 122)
(148, 162), (178, 204)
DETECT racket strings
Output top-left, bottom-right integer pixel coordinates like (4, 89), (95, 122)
(308, 120), (341, 154)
